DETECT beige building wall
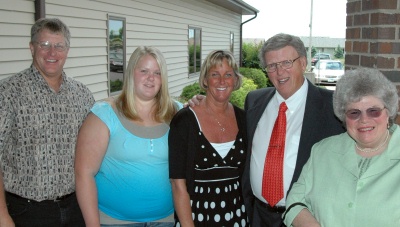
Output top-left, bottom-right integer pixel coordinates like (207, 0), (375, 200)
(0, 0), (245, 100)
(0, 0), (35, 81)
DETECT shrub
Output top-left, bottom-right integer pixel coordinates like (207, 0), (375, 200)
(110, 79), (123, 92)
(242, 41), (264, 69)
(180, 82), (206, 102)
(334, 44), (344, 59)
(179, 78), (258, 108)
(239, 67), (267, 89)
(230, 77), (257, 108)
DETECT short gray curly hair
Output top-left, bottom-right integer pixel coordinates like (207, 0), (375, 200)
(333, 67), (398, 126)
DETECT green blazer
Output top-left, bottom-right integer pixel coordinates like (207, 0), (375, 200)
(284, 124), (400, 227)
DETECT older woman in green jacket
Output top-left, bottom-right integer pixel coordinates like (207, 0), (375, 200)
(283, 67), (400, 227)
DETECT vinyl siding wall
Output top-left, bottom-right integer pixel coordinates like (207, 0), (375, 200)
(0, 0), (242, 100)
(0, 0), (35, 81)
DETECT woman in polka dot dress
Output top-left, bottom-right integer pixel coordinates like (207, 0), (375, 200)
(169, 50), (248, 227)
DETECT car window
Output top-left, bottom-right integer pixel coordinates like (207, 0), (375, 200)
(318, 61), (343, 70)
(110, 53), (123, 60)
(314, 54), (330, 59)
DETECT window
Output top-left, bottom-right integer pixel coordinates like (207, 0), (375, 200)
(230, 32), (234, 53)
(108, 16), (126, 95)
(188, 27), (201, 75)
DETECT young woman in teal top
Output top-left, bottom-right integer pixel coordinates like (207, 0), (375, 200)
(75, 46), (181, 227)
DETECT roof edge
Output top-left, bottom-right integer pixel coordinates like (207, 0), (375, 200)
(205, 0), (259, 15)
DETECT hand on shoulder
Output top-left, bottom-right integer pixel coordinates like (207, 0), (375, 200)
(186, 94), (205, 107)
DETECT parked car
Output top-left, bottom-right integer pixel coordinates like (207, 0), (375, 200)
(110, 52), (124, 72)
(312, 60), (344, 84)
(311, 53), (331, 66)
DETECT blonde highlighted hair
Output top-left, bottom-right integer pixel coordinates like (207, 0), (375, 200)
(115, 46), (178, 124)
(198, 50), (242, 91)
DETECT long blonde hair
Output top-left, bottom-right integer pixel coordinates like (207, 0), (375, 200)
(116, 46), (178, 124)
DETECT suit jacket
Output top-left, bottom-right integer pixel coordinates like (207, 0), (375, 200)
(242, 80), (345, 223)
(284, 124), (400, 227)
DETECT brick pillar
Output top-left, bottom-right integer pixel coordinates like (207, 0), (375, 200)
(345, 0), (400, 124)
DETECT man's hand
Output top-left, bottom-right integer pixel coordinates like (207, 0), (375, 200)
(185, 94), (205, 107)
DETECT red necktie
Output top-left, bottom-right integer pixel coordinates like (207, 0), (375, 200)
(262, 102), (287, 207)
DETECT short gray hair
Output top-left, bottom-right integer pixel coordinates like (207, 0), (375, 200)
(31, 18), (71, 47)
(333, 67), (398, 126)
(259, 33), (307, 69)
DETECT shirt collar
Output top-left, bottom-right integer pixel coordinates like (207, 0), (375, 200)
(275, 78), (308, 112)
(30, 65), (68, 93)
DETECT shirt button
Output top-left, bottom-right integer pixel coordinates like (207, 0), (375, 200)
(348, 202), (353, 208)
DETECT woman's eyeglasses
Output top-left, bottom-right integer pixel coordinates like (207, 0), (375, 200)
(345, 107), (386, 120)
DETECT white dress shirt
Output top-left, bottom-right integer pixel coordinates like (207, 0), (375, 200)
(250, 79), (308, 206)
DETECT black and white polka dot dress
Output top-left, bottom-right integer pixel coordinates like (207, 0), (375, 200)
(175, 114), (248, 226)
(191, 132), (247, 227)
(169, 106), (248, 227)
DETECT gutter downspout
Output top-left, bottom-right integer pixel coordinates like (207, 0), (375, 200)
(35, 0), (45, 21)
(240, 12), (257, 67)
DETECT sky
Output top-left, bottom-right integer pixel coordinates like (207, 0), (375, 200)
(242, 0), (347, 39)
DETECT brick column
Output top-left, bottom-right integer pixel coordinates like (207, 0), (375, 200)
(345, 0), (400, 124)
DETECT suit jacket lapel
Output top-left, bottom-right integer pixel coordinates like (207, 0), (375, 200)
(246, 88), (275, 147)
(290, 80), (339, 189)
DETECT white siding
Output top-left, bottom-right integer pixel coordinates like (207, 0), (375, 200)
(0, 0), (35, 80)
(0, 0), (244, 99)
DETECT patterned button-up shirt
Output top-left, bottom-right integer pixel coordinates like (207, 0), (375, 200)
(0, 65), (95, 201)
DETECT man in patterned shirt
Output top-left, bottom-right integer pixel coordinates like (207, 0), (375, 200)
(0, 18), (94, 227)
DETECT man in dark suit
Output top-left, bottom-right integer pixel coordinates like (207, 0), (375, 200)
(242, 33), (345, 227)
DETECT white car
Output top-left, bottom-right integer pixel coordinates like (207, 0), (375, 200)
(313, 60), (344, 84)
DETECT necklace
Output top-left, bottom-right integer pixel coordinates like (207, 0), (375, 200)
(214, 117), (226, 132)
(355, 130), (389, 153)
(206, 104), (227, 132)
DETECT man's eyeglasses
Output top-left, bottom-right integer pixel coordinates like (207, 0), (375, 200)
(345, 107), (386, 120)
(265, 56), (301, 73)
(35, 41), (68, 52)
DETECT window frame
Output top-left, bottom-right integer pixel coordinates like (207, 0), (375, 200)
(230, 32), (234, 53)
(188, 26), (202, 77)
(107, 15), (126, 96)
